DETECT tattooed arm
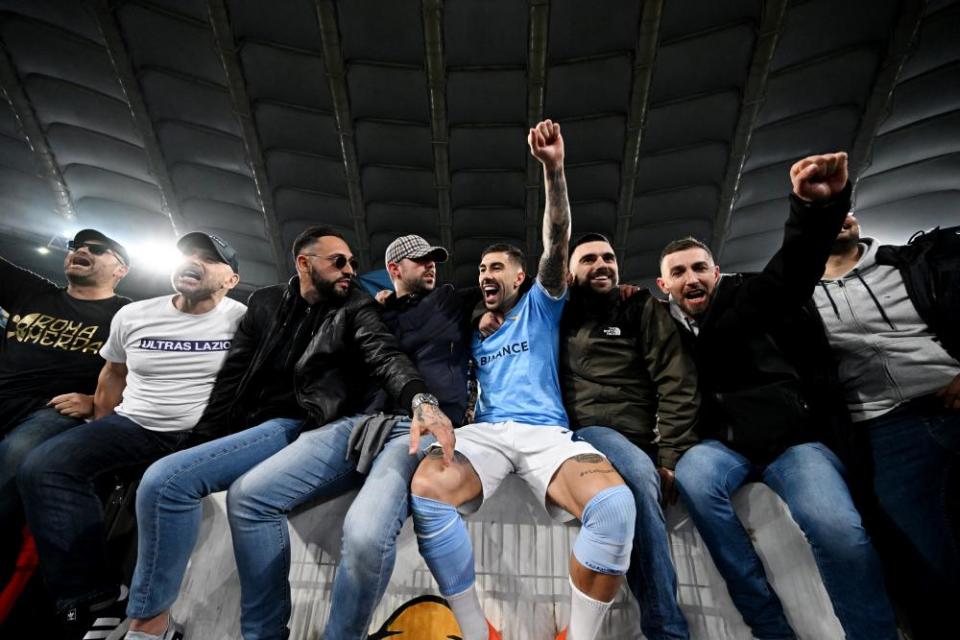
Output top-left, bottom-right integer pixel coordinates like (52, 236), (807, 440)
(528, 119), (571, 297)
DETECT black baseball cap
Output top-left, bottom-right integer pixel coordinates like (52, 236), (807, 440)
(177, 232), (240, 274)
(72, 229), (130, 266)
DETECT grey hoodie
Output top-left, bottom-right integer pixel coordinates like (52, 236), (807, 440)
(813, 238), (959, 422)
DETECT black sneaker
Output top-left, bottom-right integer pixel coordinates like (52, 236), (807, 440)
(60, 586), (129, 640)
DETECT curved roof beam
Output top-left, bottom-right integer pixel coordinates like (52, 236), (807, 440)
(0, 40), (76, 221)
(93, 0), (185, 235)
(314, 0), (372, 270)
(613, 0), (664, 276)
(422, 0), (454, 277)
(712, 0), (789, 260)
(524, 0), (549, 268)
(850, 0), (926, 201)
(208, 0), (288, 279)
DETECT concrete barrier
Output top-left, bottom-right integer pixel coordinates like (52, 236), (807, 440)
(171, 475), (844, 639)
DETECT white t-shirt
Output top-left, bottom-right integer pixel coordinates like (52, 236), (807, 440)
(100, 294), (247, 432)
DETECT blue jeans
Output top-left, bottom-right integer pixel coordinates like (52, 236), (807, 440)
(862, 397), (960, 638)
(17, 413), (189, 611)
(574, 427), (689, 640)
(126, 417), (305, 619)
(674, 439), (896, 640)
(227, 415), (431, 640)
(0, 407), (81, 535)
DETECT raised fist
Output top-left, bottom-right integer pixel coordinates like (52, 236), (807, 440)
(528, 119), (564, 171)
(790, 152), (848, 202)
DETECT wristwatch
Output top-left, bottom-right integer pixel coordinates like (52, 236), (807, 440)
(411, 392), (440, 412)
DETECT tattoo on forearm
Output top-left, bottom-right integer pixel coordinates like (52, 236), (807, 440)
(539, 169), (570, 293)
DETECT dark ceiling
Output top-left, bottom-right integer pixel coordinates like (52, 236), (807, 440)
(0, 0), (957, 300)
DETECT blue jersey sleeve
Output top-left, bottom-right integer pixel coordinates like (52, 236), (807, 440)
(529, 279), (568, 321)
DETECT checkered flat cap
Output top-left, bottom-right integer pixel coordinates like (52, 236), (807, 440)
(384, 235), (448, 267)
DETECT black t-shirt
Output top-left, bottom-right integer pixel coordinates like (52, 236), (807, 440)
(0, 257), (129, 428)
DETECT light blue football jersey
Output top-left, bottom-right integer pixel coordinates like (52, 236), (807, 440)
(472, 280), (569, 426)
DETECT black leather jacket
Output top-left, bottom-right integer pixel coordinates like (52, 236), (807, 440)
(194, 277), (427, 441)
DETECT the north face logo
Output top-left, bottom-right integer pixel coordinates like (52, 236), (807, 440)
(602, 326), (621, 336)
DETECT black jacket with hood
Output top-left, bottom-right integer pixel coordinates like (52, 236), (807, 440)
(676, 184), (852, 463)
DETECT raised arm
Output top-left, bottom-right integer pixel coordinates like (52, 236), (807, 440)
(529, 119), (571, 297)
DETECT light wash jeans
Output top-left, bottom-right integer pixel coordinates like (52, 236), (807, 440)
(126, 417), (305, 619)
(574, 426), (689, 639)
(675, 439), (897, 640)
(227, 414), (431, 640)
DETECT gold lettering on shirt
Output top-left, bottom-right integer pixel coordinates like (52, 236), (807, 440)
(7, 313), (104, 354)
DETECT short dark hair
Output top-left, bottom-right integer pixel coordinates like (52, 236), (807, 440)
(480, 242), (526, 270)
(659, 236), (714, 265)
(292, 225), (345, 258)
(571, 232), (613, 252)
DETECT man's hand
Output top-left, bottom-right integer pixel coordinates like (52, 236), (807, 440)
(375, 290), (391, 305)
(410, 402), (455, 465)
(937, 373), (960, 411)
(619, 284), (641, 301)
(479, 311), (504, 338)
(790, 152), (848, 202)
(657, 467), (679, 506)
(528, 119), (564, 171)
(48, 393), (94, 419)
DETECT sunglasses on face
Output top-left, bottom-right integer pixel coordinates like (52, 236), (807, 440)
(301, 253), (359, 272)
(68, 240), (125, 265)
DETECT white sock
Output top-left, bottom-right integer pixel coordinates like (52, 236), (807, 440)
(568, 577), (613, 640)
(447, 584), (489, 640)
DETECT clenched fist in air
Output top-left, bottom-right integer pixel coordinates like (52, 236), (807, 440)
(790, 151), (848, 202)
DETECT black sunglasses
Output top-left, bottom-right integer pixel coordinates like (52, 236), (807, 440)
(68, 240), (125, 265)
(301, 253), (359, 272)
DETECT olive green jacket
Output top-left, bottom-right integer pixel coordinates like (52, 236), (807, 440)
(561, 288), (700, 469)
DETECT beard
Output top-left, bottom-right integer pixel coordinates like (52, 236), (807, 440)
(65, 270), (97, 286)
(831, 234), (859, 255)
(310, 266), (350, 298)
(403, 273), (435, 295)
(576, 266), (618, 293)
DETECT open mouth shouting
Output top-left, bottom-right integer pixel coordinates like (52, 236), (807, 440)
(482, 280), (501, 306)
(681, 285), (709, 312)
(69, 255), (93, 268)
(175, 265), (203, 285)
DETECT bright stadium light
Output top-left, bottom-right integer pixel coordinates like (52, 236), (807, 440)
(131, 241), (183, 276)
(36, 246), (50, 255)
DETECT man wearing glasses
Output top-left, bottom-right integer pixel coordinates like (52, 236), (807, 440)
(18, 232), (246, 640)
(0, 229), (130, 589)
(116, 226), (455, 640)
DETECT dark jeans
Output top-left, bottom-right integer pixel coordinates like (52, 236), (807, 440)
(1, 408), (82, 539)
(861, 396), (960, 639)
(17, 413), (189, 612)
